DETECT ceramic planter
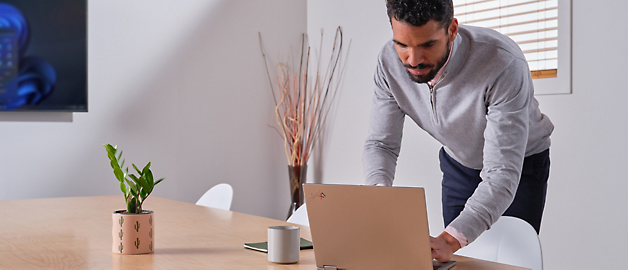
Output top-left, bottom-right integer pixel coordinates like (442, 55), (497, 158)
(112, 210), (154, 255)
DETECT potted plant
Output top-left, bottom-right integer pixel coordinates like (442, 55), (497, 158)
(104, 144), (164, 255)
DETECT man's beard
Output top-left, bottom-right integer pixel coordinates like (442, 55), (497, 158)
(405, 41), (451, 84)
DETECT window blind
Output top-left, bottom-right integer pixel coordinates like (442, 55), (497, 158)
(453, 0), (558, 79)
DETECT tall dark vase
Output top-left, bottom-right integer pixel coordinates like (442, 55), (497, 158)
(287, 164), (307, 220)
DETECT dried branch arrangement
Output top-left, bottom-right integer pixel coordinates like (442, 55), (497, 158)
(259, 27), (349, 167)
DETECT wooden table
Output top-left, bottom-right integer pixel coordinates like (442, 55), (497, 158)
(0, 196), (528, 269)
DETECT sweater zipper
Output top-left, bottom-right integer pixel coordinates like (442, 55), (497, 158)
(428, 75), (445, 125)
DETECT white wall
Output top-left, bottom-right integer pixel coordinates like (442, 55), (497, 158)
(0, 0), (306, 220)
(4, 1), (627, 268)
(308, 0), (628, 269)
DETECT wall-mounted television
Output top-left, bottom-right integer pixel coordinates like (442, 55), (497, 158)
(0, 0), (86, 112)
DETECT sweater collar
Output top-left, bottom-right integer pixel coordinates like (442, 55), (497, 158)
(442, 30), (466, 79)
(427, 37), (454, 87)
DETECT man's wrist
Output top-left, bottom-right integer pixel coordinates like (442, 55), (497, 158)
(439, 230), (462, 252)
(444, 225), (468, 248)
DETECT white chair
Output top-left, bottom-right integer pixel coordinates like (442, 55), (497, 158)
(287, 203), (309, 226)
(196, 183), (233, 210)
(454, 216), (543, 270)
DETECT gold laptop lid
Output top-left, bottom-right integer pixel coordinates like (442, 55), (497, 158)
(303, 184), (433, 270)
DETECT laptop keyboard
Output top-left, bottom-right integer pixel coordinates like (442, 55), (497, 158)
(433, 260), (456, 270)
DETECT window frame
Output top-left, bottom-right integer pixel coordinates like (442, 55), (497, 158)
(532, 0), (572, 95)
(453, 0), (572, 95)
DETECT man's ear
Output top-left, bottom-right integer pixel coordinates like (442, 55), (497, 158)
(448, 18), (459, 41)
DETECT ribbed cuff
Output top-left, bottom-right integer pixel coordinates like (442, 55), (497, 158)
(445, 225), (468, 248)
(364, 175), (393, 187)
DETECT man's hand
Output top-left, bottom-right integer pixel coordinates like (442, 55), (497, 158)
(431, 231), (461, 262)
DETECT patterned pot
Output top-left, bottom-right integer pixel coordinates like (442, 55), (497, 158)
(112, 210), (154, 255)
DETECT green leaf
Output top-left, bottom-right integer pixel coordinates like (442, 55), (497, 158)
(113, 167), (125, 182)
(154, 178), (165, 185)
(135, 175), (151, 193)
(119, 181), (127, 196)
(142, 162), (152, 174)
(126, 179), (138, 195)
(104, 144), (116, 155)
(105, 145), (117, 160)
(140, 189), (148, 200)
(132, 163), (142, 175)
(145, 169), (154, 187)
(110, 160), (119, 170)
(120, 159), (126, 169)
(107, 152), (117, 162)
(117, 150), (123, 162)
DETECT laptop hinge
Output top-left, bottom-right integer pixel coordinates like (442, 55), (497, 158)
(317, 266), (338, 270)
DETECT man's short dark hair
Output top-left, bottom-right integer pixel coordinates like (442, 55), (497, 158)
(386, 0), (454, 29)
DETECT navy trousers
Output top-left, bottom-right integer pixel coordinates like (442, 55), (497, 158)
(440, 148), (550, 233)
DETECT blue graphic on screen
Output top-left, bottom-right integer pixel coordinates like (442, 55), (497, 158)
(0, 3), (56, 110)
(0, 0), (86, 112)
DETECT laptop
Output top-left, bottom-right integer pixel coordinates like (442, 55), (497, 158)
(303, 183), (456, 270)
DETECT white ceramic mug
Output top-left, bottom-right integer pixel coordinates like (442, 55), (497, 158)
(267, 226), (300, 264)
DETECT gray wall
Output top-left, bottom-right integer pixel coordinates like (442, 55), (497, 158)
(0, 0), (307, 220)
(307, 0), (628, 269)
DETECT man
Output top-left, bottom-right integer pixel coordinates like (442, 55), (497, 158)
(363, 0), (554, 262)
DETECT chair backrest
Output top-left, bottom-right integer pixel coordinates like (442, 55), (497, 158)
(287, 203), (309, 226)
(196, 183), (233, 210)
(454, 216), (543, 270)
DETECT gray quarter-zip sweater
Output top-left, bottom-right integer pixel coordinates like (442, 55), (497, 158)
(363, 25), (554, 243)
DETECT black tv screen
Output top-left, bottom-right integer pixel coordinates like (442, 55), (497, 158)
(0, 0), (87, 111)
